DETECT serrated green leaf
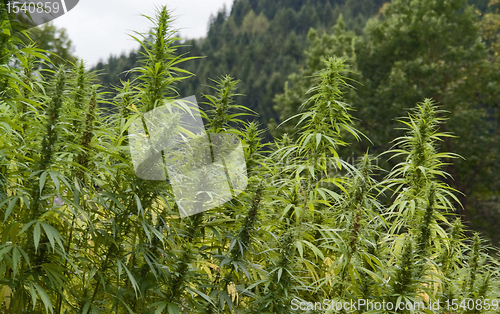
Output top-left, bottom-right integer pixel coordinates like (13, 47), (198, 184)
(34, 222), (40, 252)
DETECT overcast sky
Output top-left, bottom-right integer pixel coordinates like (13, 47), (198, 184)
(52, 0), (234, 67)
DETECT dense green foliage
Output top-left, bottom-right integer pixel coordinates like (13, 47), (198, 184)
(2, 3), (500, 313)
(24, 22), (77, 70)
(275, 0), (500, 243)
(92, 1), (500, 246)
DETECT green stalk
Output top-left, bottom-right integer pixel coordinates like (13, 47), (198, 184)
(30, 66), (66, 217)
(76, 85), (97, 182)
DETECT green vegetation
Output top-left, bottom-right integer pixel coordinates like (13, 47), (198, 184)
(2, 2), (500, 313)
(275, 0), (500, 243)
(24, 22), (77, 70)
(92, 1), (500, 246)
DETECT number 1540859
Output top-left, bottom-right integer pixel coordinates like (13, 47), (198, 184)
(7, 1), (62, 14)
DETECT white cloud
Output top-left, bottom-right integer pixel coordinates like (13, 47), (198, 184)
(52, 0), (233, 66)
